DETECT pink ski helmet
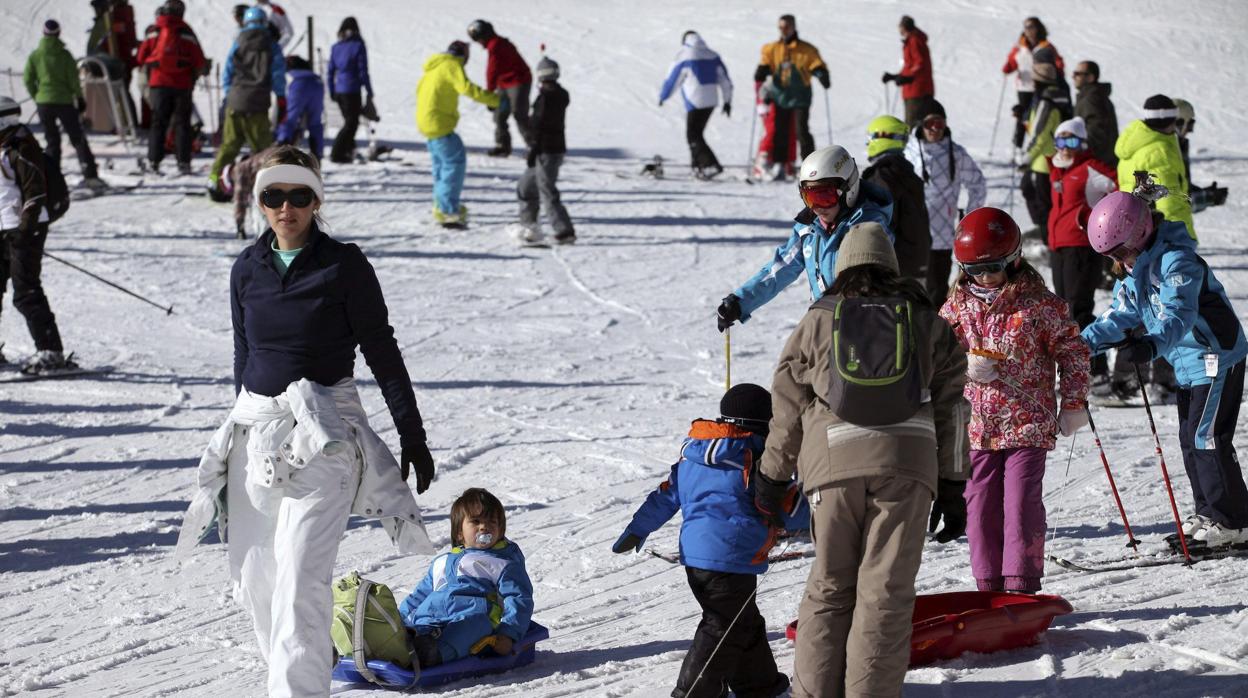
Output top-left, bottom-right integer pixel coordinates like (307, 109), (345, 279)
(1087, 191), (1153, 255)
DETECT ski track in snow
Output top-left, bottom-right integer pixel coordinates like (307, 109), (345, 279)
(3, 1), (1248, 696)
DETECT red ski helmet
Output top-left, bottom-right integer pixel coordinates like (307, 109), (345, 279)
(953, 207), (1021, 263)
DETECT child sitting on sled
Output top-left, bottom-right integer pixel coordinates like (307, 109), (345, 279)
(399, 488), (534, 667)
(612, 384), (806, 698)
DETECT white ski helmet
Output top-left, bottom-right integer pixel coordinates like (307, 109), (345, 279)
(0, 96), (20, 131)
(799, 145), (860, 207)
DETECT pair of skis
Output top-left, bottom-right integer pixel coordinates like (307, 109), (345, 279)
(1048, 541), (1248, 574)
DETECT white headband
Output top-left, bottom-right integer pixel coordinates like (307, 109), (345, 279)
(253, 164), (324, 207)
(1143, 107), (1179, 120)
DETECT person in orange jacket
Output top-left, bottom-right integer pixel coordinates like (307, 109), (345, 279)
(1002, 17), (1064, 149)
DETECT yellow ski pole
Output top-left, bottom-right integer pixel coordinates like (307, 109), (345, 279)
(725, 327), (732, 390)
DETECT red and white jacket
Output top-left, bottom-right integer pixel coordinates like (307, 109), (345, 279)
(940, 271), (1089, 451)
(1048, 150), (1117, 249)
(1002, 38), (1064, 93)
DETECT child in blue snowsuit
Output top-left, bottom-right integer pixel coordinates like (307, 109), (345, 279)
(613, 384), (807, 698)
(275, 55), (324, 162)
(399, 488), (534, 667)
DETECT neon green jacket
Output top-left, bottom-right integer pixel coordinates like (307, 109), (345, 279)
(1115, 119), (1194, 239)
(1024, 95), (1061, 174)
(24, 37), (83, 106)
(416, 53), (499, 139)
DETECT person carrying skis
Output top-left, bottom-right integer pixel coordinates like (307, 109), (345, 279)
(755, 223), (967, 696)
(135, 0), (206, 175)
(1072, 61), (1117, 167)
(659, 30), (732, 181)
(881, 15), (934, 128)
(1018, 55), (1070, 240)
(754, 14), (830, 176)
(515, 56), (574, 246)
(939, 207), (1090, 593)
(327, 17), (372, 164)
(467, 20), (531, 158)
(1081, 189), (1248, 548)
(1002, 17), (1064, 150)
(416, 40), (500, 228)
(24, 19), (102, 188)
(902, 100), (987, 304)
(862, 114), (929, 281)
(613, 383), (804, 698)
(716, 145), (893, 332)
(275, 55), (323, 162)
(1116, 95), (1194, 239)
(0, 96), (77, 374)
(1047, 117), (1117, 397)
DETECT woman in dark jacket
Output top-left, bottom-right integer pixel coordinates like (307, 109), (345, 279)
(327, 17), (372, 163)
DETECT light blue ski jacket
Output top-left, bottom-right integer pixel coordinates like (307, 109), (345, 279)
(659, 33), (732, 111)
(399, 539), (533, 643)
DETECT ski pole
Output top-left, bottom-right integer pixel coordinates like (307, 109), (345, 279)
(1134, 364), (1191, 564)
(43, 251), (174, 315)
(987, 75), (1007, 159)
(822, 88), (833, 144)
(1085, 407), (1140, 552)
(724, 327), (732, 391)
(744, 102), (758, 175)
(1004, 149), (1019, 215)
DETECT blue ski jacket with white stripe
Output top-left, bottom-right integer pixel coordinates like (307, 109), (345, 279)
(398, 539), (534, 643)
(620, 420), (808, 575)
(658, 33), (732, 111)
(1083, 219), (1247, 386)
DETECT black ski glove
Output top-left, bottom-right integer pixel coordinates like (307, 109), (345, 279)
(717, 294), (742, 333)
(881, 72), (896, 84)
(894, 74), (914, 86)
(1210, 183), (1228, 206)
(1011, 103), (1025, 120)
(612, 531), (643, 554)
(928, 479), (967, 543)
(753, 472), (789, 528)
(400, 439), (436, 494)
(813, 68), (831, 89)
(722, 103), (731, 118)
(1114, 337), (1156, 365)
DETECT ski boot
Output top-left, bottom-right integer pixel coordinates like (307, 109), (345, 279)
(21, 350), (80, 376)
(553, 230), (576, 245)
(206, 174), (231, 203)
(511, 222), (545, 246)
(487, 146), (511, 157)
(177, 161), (194, 176)
(1194, 523), (1248, 548)
(434, 204), (469, 229)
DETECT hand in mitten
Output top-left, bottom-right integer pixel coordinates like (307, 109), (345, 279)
(753, 472), (790, 528)
(881, 72), (896, 84)
(756, 102), (771, 117)
(1115, 337), (1155, 364)
(717, 294), (742, 332)
(1058, 407), (1089, 436)
(928, 479), (967, 543)
(612, 530), (644, 554)
(966, 353), (1000, 383)
(722, 103), (731, 118)
(813, 68), (831, 89)
(400, 439), (436, 493)
(894, 74), (914, 86)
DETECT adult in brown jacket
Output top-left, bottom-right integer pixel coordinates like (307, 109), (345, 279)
(755, 222), (967, 697)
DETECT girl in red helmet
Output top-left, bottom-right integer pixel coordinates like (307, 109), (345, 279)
(939, 207), (1090, 593)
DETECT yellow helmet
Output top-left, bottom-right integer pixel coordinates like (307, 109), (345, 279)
(866, 115), (908, 158)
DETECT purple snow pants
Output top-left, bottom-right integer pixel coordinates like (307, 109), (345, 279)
(966, 447), (1048, 592)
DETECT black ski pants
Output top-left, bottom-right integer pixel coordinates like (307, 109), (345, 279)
(1177, 360), (1248, 529)
(674, 567), (782, 698)
(1020, 169), (1052, 234)
(331, 92), (362, 163)
(1052, 246), (1108, 375)
(494, 83), (531, 154)
(771, 106), (815, 165)
(36, 104), (97, 179)
(148, 86), (194, 167)
(0, 224), (63, 353)
(926, 249), (954, 306)
(686, 107), (721, 172)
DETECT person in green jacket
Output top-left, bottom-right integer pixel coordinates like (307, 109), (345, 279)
(416, 41), (500, 228)
(1115, 94), (1194, 239)
(24, 20), (101, 186)
(1017, 60), (1067, 239)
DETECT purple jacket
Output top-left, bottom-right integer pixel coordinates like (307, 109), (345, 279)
(328, 36), (372, 97)
(275, 69), (324, 159)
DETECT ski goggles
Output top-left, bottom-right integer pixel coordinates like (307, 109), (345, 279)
(869, 131), (907, 142)
(799, 179), (846, 209)
(922, 117), (946, 132)
(1054, 135), (1084, 150)
(958, 249), (1021, 276)
(259, 187), (317, 209)
(1103, 243), (1139, 263)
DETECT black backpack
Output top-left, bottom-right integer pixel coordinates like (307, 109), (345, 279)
(41, 153), (70, 223)
(823, 295), (923, 426)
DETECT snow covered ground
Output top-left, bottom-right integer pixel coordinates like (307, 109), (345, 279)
(2, 1), (1248, 696)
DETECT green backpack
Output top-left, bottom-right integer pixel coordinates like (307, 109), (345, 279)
(824, 295), (923, 427)
(330, 571), (415, 682)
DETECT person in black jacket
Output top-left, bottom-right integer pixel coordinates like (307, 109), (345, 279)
(1073, 61), (1117, 167)
(861, 114), (930, 281)
(515, 57), (573, 245)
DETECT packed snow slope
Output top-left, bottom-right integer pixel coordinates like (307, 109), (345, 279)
(2, 1), (1248, 696)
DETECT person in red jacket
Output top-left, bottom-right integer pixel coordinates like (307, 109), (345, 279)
(1002, 17), (1064, 149)
(882, 15), (934, 128)
(135, 0), (205, 174)
(467, 19), (532, 157)
(1048, 116), (1116, 386)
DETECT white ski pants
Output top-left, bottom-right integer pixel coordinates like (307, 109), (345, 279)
(226, 421), (359, 698)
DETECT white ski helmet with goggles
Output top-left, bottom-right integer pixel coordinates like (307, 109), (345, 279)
(798, 145), (860, 209)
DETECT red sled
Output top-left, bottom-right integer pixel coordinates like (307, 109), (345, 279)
(784, 591), (1072, 667)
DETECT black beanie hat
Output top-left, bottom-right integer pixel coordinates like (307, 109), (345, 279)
(922, 99), (946, 120)
(719, 383), (772, 434)
(1143, 94), (1178, 131)
(447, 40), (470, 60)
(43, 19), (61, 36)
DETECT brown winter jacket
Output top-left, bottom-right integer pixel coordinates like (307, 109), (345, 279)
(0, 126), (48, 233)
(761, 288), (968, 496)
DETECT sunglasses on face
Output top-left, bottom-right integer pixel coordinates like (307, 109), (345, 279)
(1054, 135), (1084, 150)
(799, 180), (845, 209)
(260, 187), (317, 209)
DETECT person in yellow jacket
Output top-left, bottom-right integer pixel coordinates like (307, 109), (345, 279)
(1018, 60), (1068, 238)
(755, 14), (830, 163)
(416, 40), (500, 228)
(1115, 94), (1194, 239)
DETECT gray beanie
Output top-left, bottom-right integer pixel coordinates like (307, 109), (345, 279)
(535, 56), (560, 81)
(834, 222), (899, 276)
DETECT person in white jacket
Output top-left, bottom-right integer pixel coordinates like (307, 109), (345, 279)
(254, 0), (293, 48)
(903, 100), (987, 303)
(659, 31), (732, 180)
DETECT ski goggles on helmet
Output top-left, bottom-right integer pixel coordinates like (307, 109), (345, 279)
(959, 248), (1021, 276)
(799, 178), (847, 209)
(260, 187), (317, 209)
(869, 131), (907, 142)
(1103, 242), (1140, 263)
(922, 116), (946, 131)
(1054, 135), (1084, 150)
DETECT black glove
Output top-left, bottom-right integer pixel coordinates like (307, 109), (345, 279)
(881, 72), (896, 84)
(928, 479), (967, 543)
(400, 440), (436, 494)
(717, 294), (742, 333)
(1210, 183), (1228, 206)
(894, 74), (914, 86)
(1011, 103), (1025, 120)
(813, 68), (831, 89)
(753, 472), (789, 528)
(722, 103), (731, 117)
(1115, 337), (1156, 364)
(612, 531), (643, 554)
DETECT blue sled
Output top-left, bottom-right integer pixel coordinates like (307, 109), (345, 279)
(332, 623), (550, 691)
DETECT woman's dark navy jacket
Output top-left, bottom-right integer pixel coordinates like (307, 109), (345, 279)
(230, 225), (425, 445)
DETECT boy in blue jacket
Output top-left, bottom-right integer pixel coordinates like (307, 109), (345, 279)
(399, 488), (534, 668)
(613, 384), (806, 698)
(275, 55), (324, 162)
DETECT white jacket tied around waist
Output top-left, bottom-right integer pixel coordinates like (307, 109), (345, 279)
(176, 378), (432, 557)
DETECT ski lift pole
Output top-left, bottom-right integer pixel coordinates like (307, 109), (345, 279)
(43, 251), (174, 315)
(987, 75), (1007, 158)
(724, 327), (732, 391)
(1085, 407), (1140, 552)
(1134, 364), (1192, 564)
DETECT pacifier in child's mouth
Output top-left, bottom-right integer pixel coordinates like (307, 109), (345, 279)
(475, 532), (495, 547)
